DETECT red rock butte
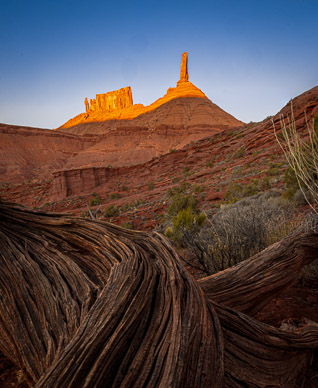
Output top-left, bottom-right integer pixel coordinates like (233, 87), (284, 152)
(59, 52), (208, 129)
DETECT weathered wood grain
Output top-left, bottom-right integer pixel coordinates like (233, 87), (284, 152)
(0, 201), (317, 387)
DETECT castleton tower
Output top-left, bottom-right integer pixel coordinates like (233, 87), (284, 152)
(59, 52), (209, 129)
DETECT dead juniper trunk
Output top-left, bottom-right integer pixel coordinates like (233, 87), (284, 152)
(0, 201), (318, 387)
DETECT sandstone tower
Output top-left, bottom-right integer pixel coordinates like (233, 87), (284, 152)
(178, 51), (189, 84)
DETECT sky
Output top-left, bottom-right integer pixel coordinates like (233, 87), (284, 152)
(0, 0), (317, 129)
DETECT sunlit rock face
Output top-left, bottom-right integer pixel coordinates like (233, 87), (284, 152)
(178, 51), (189, 84)
(86, 87), (133, 113)
(59, 52), (210, 129)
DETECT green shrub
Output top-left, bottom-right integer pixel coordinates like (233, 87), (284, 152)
(120, 199), (146, 211)
(148, 182), (155, 191)
(234, 146), (245, 158)
(110, 192), (121, 200)
(167, 193), (198, 217)
(89, 195), (101, 206)
(104, 205), (119, 217)
(183, 166), (190, 175)
(179, 181), (190, 192)
(245, 179), (259, 197)
(206, 160), (214, 168)
(261, 176), (271, 190)
(165, 206), (206, 244)
(282, 166), (299, 200)
(121, 185), (128, 192)
(121, 222), (134, 230)
(224, 183), (244, 203)
(192, 184), (204, 193)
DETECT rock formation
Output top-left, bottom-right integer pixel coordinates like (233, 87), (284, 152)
(84, 97), (89, 113)
(85, 87), (133, 114)
(178, 51), (189, 84)
(59, 52), (212, 129)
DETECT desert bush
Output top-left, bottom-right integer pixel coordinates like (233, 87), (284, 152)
(224, 179), (262, 204)
(282, 166), (299, 200)
(89, 195), (101, 206)
(120, 199), (146, 211)
(224, 183), (244, 203)
(181, 192), (296, 275)
(148, 182), (155, 191)
(110, 192), (121, 200)
(104, 205), (119, 217)
(234, 146), (245, 158)
(192, 183), (204, 193)
(164, 192), (206, 244)
(261, 176), (271, 190)
(121, 222), (134, 230)
(167, 193), (198, 217)
(165, 206), (206, 245)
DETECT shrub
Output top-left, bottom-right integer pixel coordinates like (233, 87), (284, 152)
(165, 206), (206, 245)
(234, 146), (245, 158)
(167, 193), (198, 217)
(244, 179), (259, 197)
(267, 166), (280, 176)
(120, 199), (146, 211)
(89, 195), (101, 206)
(181, 192), (295, 275)
(261, 176), (271, 190)
(148, 182), (155, 191)
(110, 192), (121, 200)
(121, 222), (134, 230)
(164, 192), (205, 245)
(224, 183), (244, 203)
(192, 184), (204, 193)
(206, 160), (214, 168)
(183, 166), (190, 175)
(104, 205), (119, 217)
(282, 166), (299, 200)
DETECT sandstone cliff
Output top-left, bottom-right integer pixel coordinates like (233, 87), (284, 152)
(59, 52), (212, 129)
(86, 86), (133, 113)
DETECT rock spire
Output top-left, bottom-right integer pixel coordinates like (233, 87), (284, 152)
(178, 51), (189, 84)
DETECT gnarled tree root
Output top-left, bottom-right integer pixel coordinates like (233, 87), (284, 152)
(0, 201), (317, 387)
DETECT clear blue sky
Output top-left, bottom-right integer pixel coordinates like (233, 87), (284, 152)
(1, 0), (317, 129)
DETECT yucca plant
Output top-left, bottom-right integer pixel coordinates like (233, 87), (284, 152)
(273, 108), (318, 213)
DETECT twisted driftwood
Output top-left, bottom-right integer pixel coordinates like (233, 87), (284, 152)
(0, 201), (318, 387)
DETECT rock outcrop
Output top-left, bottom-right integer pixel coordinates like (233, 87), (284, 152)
(59, 52), (211, 129)
(85, 87), (133, 114)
